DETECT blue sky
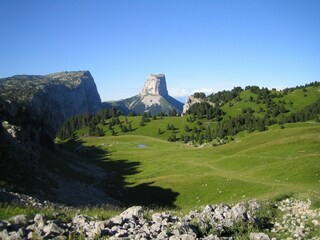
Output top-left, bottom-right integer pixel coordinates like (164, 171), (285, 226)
(1, 0), (319, 102)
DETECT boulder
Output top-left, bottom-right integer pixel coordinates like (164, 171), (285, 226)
(43, 222), (64, 236)
(231, 203), (248, 221)
(34, 213), (47, 229)
(8, 214), (27, 227)
(120, 206), (144, 221)
(249, 232), (270, 240)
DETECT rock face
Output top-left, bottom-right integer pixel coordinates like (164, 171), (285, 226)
(107, 74), (183, 115)
(0, 71), (101, 134)
(141, 74), (168, 96)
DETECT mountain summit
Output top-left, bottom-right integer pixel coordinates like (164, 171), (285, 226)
(106, 74), (183, 115)
(141, 74), (168, 96)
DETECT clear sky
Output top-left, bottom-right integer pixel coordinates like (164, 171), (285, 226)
(1, 0), (319, 102)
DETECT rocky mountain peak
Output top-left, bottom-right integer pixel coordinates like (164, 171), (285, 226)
(141, 74), (168, 96)
(107, 73), (183, 115)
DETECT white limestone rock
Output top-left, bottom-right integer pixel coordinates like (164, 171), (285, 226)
(141, 74), (168, 96)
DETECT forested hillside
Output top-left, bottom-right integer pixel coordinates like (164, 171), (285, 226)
(57, 82), (320, 146)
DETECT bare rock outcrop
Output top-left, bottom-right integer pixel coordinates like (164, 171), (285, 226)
(141, 74), (168, 96)
(183, 95), (207, 115)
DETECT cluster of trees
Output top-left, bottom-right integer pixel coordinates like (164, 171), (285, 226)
(165, 120), (213, 144)
(214, 111), (268, 139)
(207, 87), (243, 104)
(187, 102), (224, 120)
(56, 108), (122, 140)
(193, 92), (207, 99)
(140, 113), (151, 126)
(283, 99), (320, 123)
(180, 126), (213, 145)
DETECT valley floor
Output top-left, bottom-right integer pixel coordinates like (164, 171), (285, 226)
(70, 122), (320, 210)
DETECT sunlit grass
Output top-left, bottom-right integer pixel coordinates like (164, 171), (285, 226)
(75, 122), (320, 209)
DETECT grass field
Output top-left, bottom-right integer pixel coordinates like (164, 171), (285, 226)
(72, 121), (320, 210)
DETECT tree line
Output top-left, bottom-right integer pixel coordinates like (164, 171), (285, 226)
(56, 108), (122, 140)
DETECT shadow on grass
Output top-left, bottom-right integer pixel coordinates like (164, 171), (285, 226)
(62, 137), (179, 209)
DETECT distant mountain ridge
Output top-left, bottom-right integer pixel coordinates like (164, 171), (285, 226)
(106, 74), (183, 115)
(0, 71), (102, 134)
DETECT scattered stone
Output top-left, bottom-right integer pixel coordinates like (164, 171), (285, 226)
(0, 198), (319, 239)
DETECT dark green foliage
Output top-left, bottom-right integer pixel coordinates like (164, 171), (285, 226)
(111, 129), (116, 136)
(167, 134), (177, 142)
(121, 125), (128, 133)
(57, 108), (121, 140)
(166, 124), (175, 131)
(88, 122), (104, 137)
(208, 86), (243, 104)
(193, 92), (206, 99)
(187, 102), (224, 120)
(283, 99), (320, 123)
(140, 113), (151, 126)
(128, 123), (133, 131)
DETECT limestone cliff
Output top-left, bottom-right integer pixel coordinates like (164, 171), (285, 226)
(141, 74), (168, 96)
(0, 71), (102, 134)
(107, 74), (183, 115)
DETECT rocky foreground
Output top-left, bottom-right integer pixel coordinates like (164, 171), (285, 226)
(1, 195), (320, 240)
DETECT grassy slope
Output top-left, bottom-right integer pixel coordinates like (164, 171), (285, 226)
(78, 115), (203, 142)
(77, 122), (320, 210)
(221, 85), (320, 119)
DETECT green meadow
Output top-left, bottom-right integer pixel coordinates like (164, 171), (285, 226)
(73, 121), (320, 210)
